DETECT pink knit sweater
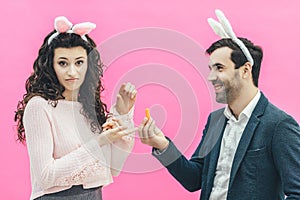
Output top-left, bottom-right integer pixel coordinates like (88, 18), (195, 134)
(23, 96), (134, 199)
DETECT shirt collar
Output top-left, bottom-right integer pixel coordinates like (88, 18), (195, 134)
(224, 90), (261, 121)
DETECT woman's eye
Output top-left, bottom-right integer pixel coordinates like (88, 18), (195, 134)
(58, 61), (68, 67)
(76, 60), (84, 66)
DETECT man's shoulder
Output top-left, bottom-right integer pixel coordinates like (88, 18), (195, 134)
(264, 101), (297, 122)
(204, 108), (226, 126)
(210, 107), (225, 118)
(255, 94), (298, 125)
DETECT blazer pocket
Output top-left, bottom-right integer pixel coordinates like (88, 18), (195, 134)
(245, 146), (267, 157)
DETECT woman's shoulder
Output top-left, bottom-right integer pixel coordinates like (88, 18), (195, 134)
(28, 95), (48, 104)
(23, 96), (54, 122)
(25, 96), (51, 111)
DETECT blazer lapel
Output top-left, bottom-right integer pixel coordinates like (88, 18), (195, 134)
(228, 93), (268, 189)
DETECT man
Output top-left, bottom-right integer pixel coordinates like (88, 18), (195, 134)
(138, 37), (300, 199)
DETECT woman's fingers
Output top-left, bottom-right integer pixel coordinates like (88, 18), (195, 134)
(124, 82), (133, 96)
(102, 125), (137, 142)
(104, 125), (127, 133)
(102, 118), (122, 129)
(123, 82), (137, 99)
(130, 90), (137, 99)
(110, 118), (123, 127)
(128, 83), (137, 99)
(102, 121), (114, 128)
(119, 127), (138, 137)
(119, 83), (126, 94)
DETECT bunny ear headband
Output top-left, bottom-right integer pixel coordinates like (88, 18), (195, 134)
(47, 16), (96, 45)
(207, 9), (254, 66)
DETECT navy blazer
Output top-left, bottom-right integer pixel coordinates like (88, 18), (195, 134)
(153, 93), (300, 200)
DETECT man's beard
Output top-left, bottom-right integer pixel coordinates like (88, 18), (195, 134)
(215, 72), (241, 104)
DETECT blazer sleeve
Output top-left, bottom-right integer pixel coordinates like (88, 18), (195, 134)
(272, 116), (300, 199)
(152, 114), (212, 192)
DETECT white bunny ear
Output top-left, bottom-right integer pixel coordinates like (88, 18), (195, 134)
(48, 17), (96, 44)
(207, 9), (254, 66)
(215, 9), (236, 39)
(54, 16), (73, 33)
(72, 22), (96, 36)
(207, 18), (229, 38)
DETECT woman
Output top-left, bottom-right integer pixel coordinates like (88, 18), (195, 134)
(14, 16), (137, 200)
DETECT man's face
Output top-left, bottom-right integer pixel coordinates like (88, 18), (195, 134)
(208, 47), (242, 104)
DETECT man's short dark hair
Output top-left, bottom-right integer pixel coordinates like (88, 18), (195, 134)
(206, 38), (263, 87)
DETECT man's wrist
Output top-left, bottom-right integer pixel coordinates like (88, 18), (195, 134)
(157, 138), (169, 151)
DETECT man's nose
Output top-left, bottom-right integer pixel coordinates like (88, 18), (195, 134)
(207, 69), (217, 82)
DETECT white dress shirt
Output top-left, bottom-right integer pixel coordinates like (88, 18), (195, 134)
(209, 91), (261, 200)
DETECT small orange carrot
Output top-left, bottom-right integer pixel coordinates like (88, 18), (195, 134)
(145, 108), (150, 120)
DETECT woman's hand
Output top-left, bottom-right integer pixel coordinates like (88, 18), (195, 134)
(115, 82), (137, 115)
(98, 118), (137, 146)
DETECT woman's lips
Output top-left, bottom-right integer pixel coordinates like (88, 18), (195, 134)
(66, 78), (78, 82)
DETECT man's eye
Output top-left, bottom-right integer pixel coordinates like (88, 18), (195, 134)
(58, 61), (68, 66)
(217, 66), (223, 71)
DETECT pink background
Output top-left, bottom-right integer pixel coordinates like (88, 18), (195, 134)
(1, 0), (300, 199)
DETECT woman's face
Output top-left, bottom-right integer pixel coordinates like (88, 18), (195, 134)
(53, 46), (88, 101)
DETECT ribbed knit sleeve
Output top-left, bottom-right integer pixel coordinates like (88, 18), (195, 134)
(109, 105), (135, 176)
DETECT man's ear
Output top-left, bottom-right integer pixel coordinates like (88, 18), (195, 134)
(241, 62), (252, 79)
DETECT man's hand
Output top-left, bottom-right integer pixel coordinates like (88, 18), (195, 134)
(138, 117), (169, 150)
(115, 82), (137, 115)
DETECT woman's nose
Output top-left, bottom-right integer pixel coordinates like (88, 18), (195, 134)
(67, 64), (77, 76)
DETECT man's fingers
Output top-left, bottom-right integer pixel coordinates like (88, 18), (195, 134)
(138, 117), (159, 145)
(138, 124), (144, 140)
(142, 117), (152, 139)
(148, 120), (156, 137)
(138, 118), (148, 141)
(140, 117), (148, 126)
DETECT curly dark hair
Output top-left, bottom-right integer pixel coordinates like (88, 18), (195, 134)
(14, 30), (109, 143)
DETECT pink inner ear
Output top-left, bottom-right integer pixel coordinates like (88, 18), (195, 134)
(72, 23), (96, 36)
(73, 27), (90, 36)
(54, 16), (73, 33)
(56, 21), (71, 32)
